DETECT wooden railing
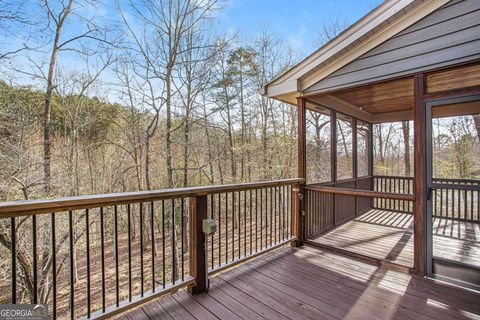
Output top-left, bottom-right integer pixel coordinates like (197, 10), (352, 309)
(0, 178), (303, 319)
(304, 183), (414, 238)
(431, 178), (480, 222)
(373, 175), (414, 213)
(304, 175), (480, 238)
(373, 175), (480, 222)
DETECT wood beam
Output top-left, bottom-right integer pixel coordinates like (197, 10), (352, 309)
(308, 95), (373, 123)
(413, 74), (426, 276)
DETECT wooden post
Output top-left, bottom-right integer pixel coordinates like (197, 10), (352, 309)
(188, 195), (207, 294)
(413, 74), (426, 275)
(331, 110), (337, 225)
(291, 185), (303, 246)
(352, 118), (358, 215)
(368, 122), (374, 209)
(331, 110), (337, 183)
(294, 97), (306, 246)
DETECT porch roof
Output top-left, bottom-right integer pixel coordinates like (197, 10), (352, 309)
(261, 0), (451, 105)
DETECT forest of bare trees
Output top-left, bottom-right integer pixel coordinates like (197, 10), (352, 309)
(0, 0), (301, 203)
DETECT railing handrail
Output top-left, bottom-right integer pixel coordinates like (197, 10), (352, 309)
(305, 185), (415, 201)
(0, 178), (305, 217)
(374, 174), (480, 185)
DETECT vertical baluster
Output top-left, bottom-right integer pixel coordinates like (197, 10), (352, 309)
(127, 204), (132, 299)
(32, 215), (37, 304)
(114, 206), (120, 305)
(232, 192), (235, 261)
(255, 189), (258, 252)
(238, 191), (241, 259)
(267, 188), (273, 246)
(218, 193), (222, 268)
(464, 189), (468, 221)
(162, 200), (165, 289)
(171, 198), (176, 284)
(272, 187), (278, 244)
(279, 186), (283, 241)
(11, 217), (16, 304)
(249, 189), (253, 255)
(181, 198), (185, 281)
(260, 189), (263, 249)
(439, 188), (443, 218)
(452, 189), (455, 219)
(69, 211), (74, 320)
(85, 209), (91, 317)
(151, 202), (156, 290)
(470, 190), (473, 222)
(284, 186), (287, 240)
(210, 194), (214, 269)
(225, 193), (229, 264)
(140, 203), (144, 296)
(445, 189), (450, 218)
(244, 190), (247, 256)
(100, 207), (105, 312)
(477, 190), (479, 222)
(51, 213), (57, 319)
(458, 188), (462, 220)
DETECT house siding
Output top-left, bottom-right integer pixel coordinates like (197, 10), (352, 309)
(305, 0), (480, 93)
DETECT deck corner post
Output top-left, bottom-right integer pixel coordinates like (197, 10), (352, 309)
(291, 184), (304, 246)
(295, 96), (307, 246)
(413, 73), (427, 276)
(188, 195), (208, 294)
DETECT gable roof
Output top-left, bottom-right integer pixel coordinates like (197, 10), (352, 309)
(261, 0), (451, 105)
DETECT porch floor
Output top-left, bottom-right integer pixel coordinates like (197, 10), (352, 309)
(307, 209), (480, 269)
(119, 246), (480, 320)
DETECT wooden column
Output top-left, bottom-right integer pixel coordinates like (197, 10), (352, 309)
(352, 118), (358, 215)
(368, 123), (374, 209)
(413, 74), (426, 275)
(330, 110), (337, 183)
(188, 195), (207, 294)
(293, 97), (306, 246)
(352, 118), (358, 180)
(330, 110), (337, 225)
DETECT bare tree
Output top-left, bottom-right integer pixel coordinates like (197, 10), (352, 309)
(38, 0), (116, 193)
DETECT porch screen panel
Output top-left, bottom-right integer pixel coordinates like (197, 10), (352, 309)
(306, 107), (331, 184)
(336, 114), (353, 180)
(373, 122), (412, 176)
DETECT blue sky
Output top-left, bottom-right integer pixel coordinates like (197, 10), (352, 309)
(1, 0), (383, 91)
(217, 0), (383, 56)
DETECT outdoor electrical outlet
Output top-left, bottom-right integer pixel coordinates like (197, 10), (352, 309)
(202, 219), (217, 235)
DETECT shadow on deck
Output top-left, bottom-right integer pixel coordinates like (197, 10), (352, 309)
(119, 245), (480, 320)
(306, 209), (480, 271)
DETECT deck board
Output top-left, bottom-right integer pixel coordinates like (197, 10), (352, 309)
(308, 209), (480, 268)
(121, 246), (480, 320)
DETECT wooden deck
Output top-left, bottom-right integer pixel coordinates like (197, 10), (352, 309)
(119, 245), (480, 320)
(306, 209), (480, 269)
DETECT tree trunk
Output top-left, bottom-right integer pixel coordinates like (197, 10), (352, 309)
(165, 69), (174, 188)
(43, 0), (73, 194)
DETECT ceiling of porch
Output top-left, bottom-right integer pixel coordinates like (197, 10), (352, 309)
(305, 63), (480, 124)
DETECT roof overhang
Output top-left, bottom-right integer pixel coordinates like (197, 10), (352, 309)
(262, 0), (451, 105)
